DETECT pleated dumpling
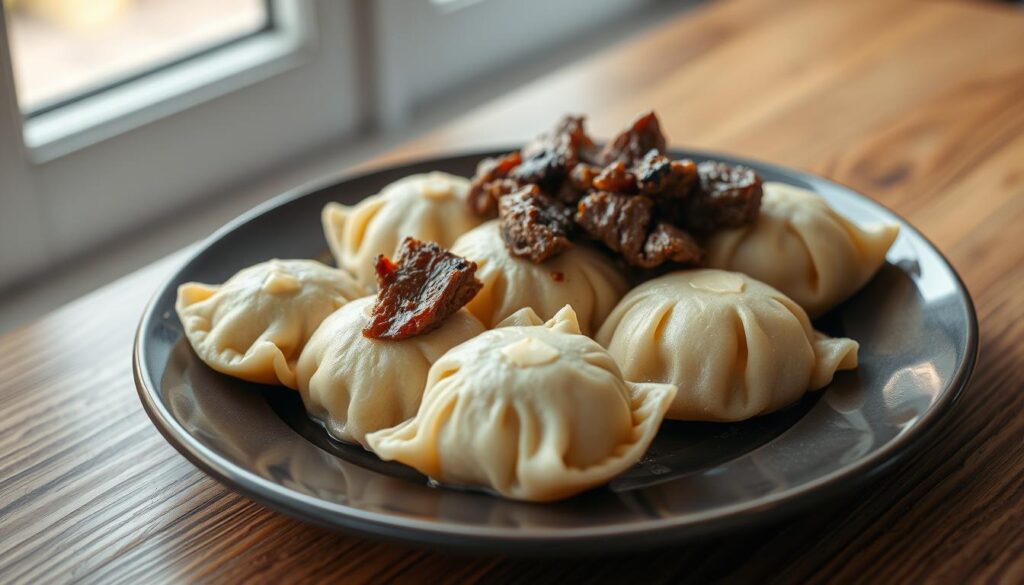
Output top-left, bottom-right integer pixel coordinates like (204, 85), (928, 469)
(323, 172), (484, 289)
(705, 182), (899, 317)
(449, 221), (628, 334)
(597, 269), (859, 422)
(366, 306), (677, 502)
(176, 259), (365, 389)
(296, 297), (485, 448)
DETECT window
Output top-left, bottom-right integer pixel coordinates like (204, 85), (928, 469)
(7, 0), (269, 113)
(0, 0), (362, 287)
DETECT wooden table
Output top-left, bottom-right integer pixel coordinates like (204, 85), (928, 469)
(3, 0), (1023, 581)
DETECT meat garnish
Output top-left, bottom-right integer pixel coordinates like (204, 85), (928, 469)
(554, 162), (601, 205)
(575, 191), (702, 268)
(597, 111), (668, 166)
(635, 150), (698, 198)
(678, 161), (764, 232)
(465, 110), (763, 269)
(467, 152), (523, 217)
(569, 163), (601, 192)
(511, 115), (598, 190)
(592, 161), (638, 193)
(643, 222), (703, 267)
(498, 185), (574, 263)
(363, 238), (482, 340)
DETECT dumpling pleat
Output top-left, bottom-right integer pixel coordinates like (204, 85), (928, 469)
(368, 307), (677, 502)
(810, 332), (860, 389)
(177, 260), (362, 389)
(705, 183), (899, 316)
(600, 270), (859, 422)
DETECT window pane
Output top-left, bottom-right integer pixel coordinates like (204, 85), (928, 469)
(4, 0), (268, 112)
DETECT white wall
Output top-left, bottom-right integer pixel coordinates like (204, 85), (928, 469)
(370, 0), (654, 128)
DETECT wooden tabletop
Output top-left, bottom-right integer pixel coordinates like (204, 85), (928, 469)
(3, 0), (1024, 582)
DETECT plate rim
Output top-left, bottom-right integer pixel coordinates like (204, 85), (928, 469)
(133, 147), (979, 554)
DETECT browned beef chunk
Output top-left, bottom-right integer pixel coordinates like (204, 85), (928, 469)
(467, 152), (523, 217)
(678, 161), (763, 232)
(592, 161), (639, 193)
(469, 111), (763, 269)
(511, 114), (598, 191)
(569, 162), (601, 191)
(363, 238), (482, 340)
(498, 185), (574, 263)
(575, 191), (702, 268)
(553, 162), (602, 205)
(642, 222), (703, 267)
(597, 111), (668, 166)
(634, 150), (698, 198)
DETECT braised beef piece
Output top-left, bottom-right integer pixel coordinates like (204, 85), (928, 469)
(592, 161), (638, 193)
(553, 162), (602, 205)
(467, 111), (763, 270)
(467, 152), (523, 217)
(467, 115), (600, 215)
(511, 114), (598, 193)
(498, 185), (574, 263)
(635, 150), (698, 198)
(363, 238), (482, 340)
(569, 163), (601, 191)
(597, 111), (668, 166)
(643, 223), (703, 267)
(575, 191), (702, 268)
(677, 161), (763, 232)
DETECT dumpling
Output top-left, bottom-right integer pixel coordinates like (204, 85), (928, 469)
(366, 306), (677, 502)
(176, 259), (365, 389)
(596, 269), (858, 422)
(449, 221), (628, 334)
(323, 172), (484, 289)
(705, 182), (899, 317)
(296, 296), (484, 448)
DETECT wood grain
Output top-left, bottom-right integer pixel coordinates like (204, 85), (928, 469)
(3, 0), (1024, 582)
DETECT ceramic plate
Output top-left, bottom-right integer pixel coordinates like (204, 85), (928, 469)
(134, 150), (978, 554)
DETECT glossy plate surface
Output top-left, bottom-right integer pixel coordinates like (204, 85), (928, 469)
(134, 150), (977, 554)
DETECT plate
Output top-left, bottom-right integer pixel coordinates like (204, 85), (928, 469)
(134, 150), (978, 554)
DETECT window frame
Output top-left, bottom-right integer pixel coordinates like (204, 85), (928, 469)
(0, 0), (364, 288)
(17, 0), (316, 163)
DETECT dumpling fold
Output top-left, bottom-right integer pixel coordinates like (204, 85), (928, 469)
(323, 172), (484, 289)
(706, 182), (899, 317)
(176, 259), (365, 388)
(367, 306), (677, 502)
(597, 269), (858, 422)
(296, 296), (485, 448)
(450, 221), (627, 334)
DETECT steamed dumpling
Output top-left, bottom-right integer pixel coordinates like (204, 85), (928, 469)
(323, 172), (484, 288)
(296, 296), (484, 448)
(450, 221), (627, 334)
(176, 259), (365, 389)
(706, 182), (899, 317)
(597, 269), (858, 422)
(367, 306), (677, 502)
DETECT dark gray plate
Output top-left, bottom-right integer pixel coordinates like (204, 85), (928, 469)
(134, 150), (977, 555)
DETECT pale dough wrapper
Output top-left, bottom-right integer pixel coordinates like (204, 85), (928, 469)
(596, 269), (859, 422)
(705, 182), (899, 317)
(322, 172), (484, 289)
(366, 306), (677, 502)
(295, 297), (485, 448)
(176, 259), (365, 389)
(449, 221), (628, 335)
